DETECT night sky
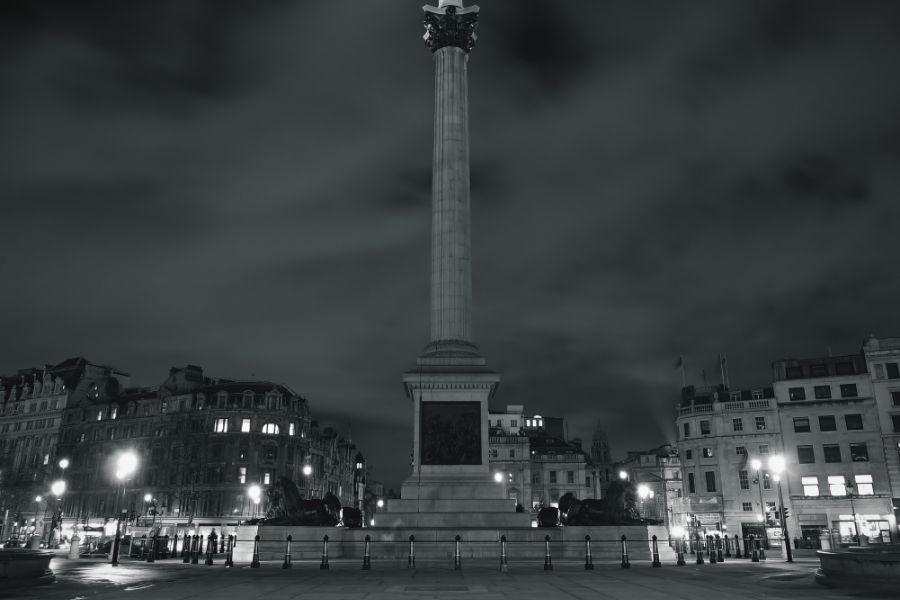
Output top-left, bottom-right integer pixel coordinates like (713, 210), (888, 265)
(2, 1), (900, 489)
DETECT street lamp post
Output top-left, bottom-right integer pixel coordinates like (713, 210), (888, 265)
(47, 481), (66, 548)
(111, 451), (138, 567)
(845, 480), (860, 544)
(32, 496), (43, 544)
(750, 458), (770, 549)
(248, 485), (261, 520)
(768, 455), (792, 563)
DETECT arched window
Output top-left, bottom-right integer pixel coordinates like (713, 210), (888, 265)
(261, 423), (279, 435)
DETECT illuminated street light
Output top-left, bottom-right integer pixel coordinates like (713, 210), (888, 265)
(58, 458), (70, 471)
(376, 499), (384, 508)
(248, 485), (262, 518)
(111, 451), (138, 566)
(51, 480), (66, 497)
(303, 465), (313, 476)
(637, 484), (651, 499)
(494, 472), (503, 483)
(768, 454), (793, 562)
(144, 493), (152, 503)
(618, 471), (628, 480)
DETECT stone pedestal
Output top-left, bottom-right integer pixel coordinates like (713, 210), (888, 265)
(68, 535), (81, 559)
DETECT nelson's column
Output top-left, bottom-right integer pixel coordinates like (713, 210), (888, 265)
(384, 0), (528, 527)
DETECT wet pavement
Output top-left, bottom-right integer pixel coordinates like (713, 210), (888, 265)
(1, 555), (893, 600)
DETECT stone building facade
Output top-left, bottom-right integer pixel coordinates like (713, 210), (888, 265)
(862, 334), (900, 530)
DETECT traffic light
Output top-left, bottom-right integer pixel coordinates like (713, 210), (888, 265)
(765, 510), (776, 526)
(782, 508), (790, 520)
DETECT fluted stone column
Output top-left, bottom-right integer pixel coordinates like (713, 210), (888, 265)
(420, 0), (483, 363)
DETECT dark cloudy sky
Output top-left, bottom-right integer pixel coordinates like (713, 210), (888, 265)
(2, 1), (899, 489)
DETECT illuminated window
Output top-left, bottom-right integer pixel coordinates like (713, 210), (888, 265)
(802, 476), (819, 497)
(763, 472), (771, 490)
(241, 418), (251, 433)
(261, 423), (279, 435)
(96, 410), (103, 421)
(214, 418), (228, 433)
(289, 423), (295, 436)
(110, 406), (117, 420)
(263, 472), (271, 485)
(855, 474), (874, 495)
(702, 447), (713, 458)
(828, 475), (847, 496)
(239, 467), (247, 484)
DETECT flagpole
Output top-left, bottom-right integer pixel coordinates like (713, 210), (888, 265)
(679, 356), (686, 389)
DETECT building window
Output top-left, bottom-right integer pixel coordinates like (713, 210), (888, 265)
(785, 366), (803, 379)
(762, 472), (771, 490)
(742, 502), (753, 512)
(788, 387), (806, 401)
(683, 423), (690, 437)
(510, 419), (518, 427)
(828, 475), (847, 496)
(891, 391), (900, 406)
(684, 449), (693, 460)
(814, 385), (832, 399)
(702, 447), (713, 458)
(874, 364), (885, 379)
(687, 472), (695, 493)
(549, 471), (557, 483)
(893, 415), (900, 433)
(849, 443), (869, 462)
(700, 420), (710, 435)
(739, 470), (749, 490)
(705, 471), (716, 492)
(755, 416), (766, 431)
(758, 444), (769, 455)
(241, 418), (251, 433)
(840, 383), (858, 398)
(793, 417), (810, 433)
(888, 362), (900, 379)
(818, 415), (836, 431)
(239, 467), (247, 484)
(810, 364), (828, 377)
(567, 471), (575, 484)
(263, 472), (271, 485)
(854, 474), (874, 495)
(797, 445), (815, 464)
(732, 418), (743, 432)
(261, 423), (279, 435)
(289, 423), (296, 436)
(802, 476), (819, 496)
(489, 448), (499, 458)
(264, 446), (277, 461)
(823, 444), (842, 463)
(752, 389), (763, 400)
(844, 414), (863, 430)
(161, 401), (167, 414)
(736, 446), (747, 456)
(508, 448), (516, 458)
(214, 418), (228, 433)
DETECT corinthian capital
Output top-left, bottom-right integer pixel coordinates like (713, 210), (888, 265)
(423, 3), (480, 53)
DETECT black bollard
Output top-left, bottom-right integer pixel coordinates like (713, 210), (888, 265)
(147, 535), (157, 563)
(695, 535), (704, 565)
(584, 535), (594, 570)
(717, 535), (724, 562)
(454, 535), (462, 571)
(171, 534), (178, 560)
(205, 534), (214, 565)
(362, 535), (371, 570)
(688, 535), (695, 555)
(750, 535), (759, 562)
(759, 537), (767, 561)
(408, 535), (416, 568)
(220, 534), (225, 554)
(744, 536), (752, 560)
(651, 535), (662, 568)
(251, 534), (261, 568)
(191, 534), (200, 565)
(140, 534), (147, 560)
(734, 534), (742, 559)
(499, 535), (509, 572)
(320, 535), (330, 570)
(708, 536), (717, 564)
(621, 534), (631, 569)
(183, 534), (192, 564)
(225, 535), (234, 568)
(544, 535), (553, 571)
(676, 537), (685, 566)
(283, 535), (292, 569)
(725, 534), (732, 558)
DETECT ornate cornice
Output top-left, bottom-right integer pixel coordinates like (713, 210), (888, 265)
(423, 5), (479, 53)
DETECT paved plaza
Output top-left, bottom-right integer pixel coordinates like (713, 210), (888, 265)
(1, 554), (892, 600)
